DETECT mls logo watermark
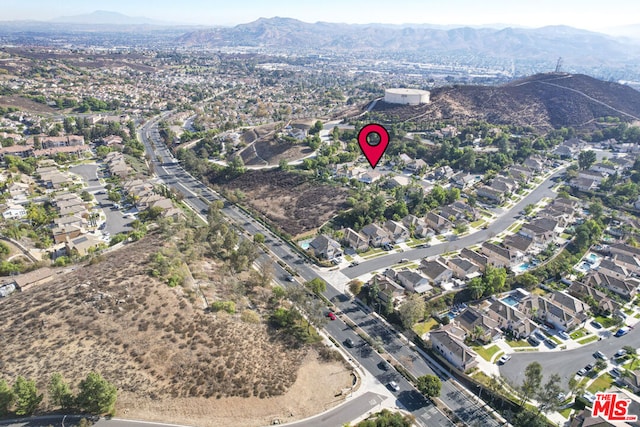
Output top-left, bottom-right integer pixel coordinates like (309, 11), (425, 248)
(592, 392), (638, 422)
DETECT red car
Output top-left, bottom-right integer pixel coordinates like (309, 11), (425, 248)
(328, 312), (336, 320)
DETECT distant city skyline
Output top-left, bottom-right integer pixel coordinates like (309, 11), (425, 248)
(2, 0), (640, 32)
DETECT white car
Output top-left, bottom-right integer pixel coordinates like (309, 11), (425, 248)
(388, 381), (400, 392)
(498, 354), (512, 364)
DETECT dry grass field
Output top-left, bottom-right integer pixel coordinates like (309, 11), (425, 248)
(0, 234), (352, 426)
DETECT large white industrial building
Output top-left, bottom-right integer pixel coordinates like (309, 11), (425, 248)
(384, 88), (430, 105)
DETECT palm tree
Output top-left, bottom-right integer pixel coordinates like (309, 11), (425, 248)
(472, 325), (485, 343)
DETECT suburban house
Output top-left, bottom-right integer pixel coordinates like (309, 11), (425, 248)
(308, 234), (342, 260)
(429, 325), (479, 371)
(459, 248), (488, 272)
(384, 220), (410, 243)
(342, 227), (369, 251)
(611, 253), (640, 275)
(476, 185), (504, 204)
(520, 292), (588, 332)
(619, 371), (640, 394)
(65, 234), (104, 257)
(386, 269), (433, 294)
(577, 169), (607, 183)
(401, 214), (433, 238)
(432, 165), (454, 180)
(407, 158), (427, 174)
(491, 176), (518, 194)
(480, 242), (520, 268)
(486, 299), (535, 339)
(609, 243), (640, 259)
(590, 162), (618, 176)
(425, 212), (453, 234)
(507, 165), (533, 184)
(584, 271), (639, 300)
(361, 223), (392, 247)
(537, 205), (574, 228)
(368, 274), (404, 306)
(447, 256), (481, 279)
(450, 172), (479, 190)
(597, 259), (628, 280)
(502, 234), (533, 256)
(570, 177), (598, 192)
(2, 204), (27, 220)
(567, 281), (620, 315)
(358, 171), (382, 184)
(519, 221), (556, 249)
(456, 307), (502, 343)
(420, 259), (453, 286)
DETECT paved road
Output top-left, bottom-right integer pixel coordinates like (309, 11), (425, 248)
(501, 325), (640, 390)
(342, 168), (565, 278)
(68, 164), (132, 237)
(139, 116), (462, 427)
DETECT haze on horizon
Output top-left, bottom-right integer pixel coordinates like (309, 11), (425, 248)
(2, 0), (640, 33)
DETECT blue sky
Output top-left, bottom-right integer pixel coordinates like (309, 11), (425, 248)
(2, 0), (639, 30)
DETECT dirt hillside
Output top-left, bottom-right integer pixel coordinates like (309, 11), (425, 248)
(0, 234), (352, 426)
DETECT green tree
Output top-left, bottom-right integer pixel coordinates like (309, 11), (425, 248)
(578, 150), (597, 170)
(12, 376), (42, 416)
(519, 362), (543, 407)
(0, 379), (14, 416)
(348, 280), (363, 296)
(469, 277), (484, 300)
(253, 233), (265, 244)
(48, 373), (74, 410)
(398, 293), (425, 329)
(305, 277), (327, 296)
(76, 372), (117, 415)
(535, 373), (563, 414)
(416, 374), (441, 398)
(278, 158), (290, 171)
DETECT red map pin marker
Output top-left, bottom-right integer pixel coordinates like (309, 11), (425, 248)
(358, 123), (390, 169)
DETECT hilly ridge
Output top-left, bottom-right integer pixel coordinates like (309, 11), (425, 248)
(177, 17), (640, 66)
(371, 73), (640, 130)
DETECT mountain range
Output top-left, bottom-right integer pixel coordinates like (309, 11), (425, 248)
(176, 17), (640, 65)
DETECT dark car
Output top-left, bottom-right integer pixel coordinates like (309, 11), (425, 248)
(591, 320), (603, 329)
(528, 336), (541, 346)
(345, 338), (355, 348)
(379, 360), (392, 371)
(545, 338), (558, 348)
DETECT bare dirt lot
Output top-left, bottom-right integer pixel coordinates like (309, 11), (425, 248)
(241, 139), (314, 166)
(0, 234), (352, 426)
(218, 169), (350, 237)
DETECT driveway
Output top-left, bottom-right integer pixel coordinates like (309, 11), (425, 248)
(500, 325), (640, 390)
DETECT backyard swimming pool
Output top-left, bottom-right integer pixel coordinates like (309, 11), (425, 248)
(502, 296), (519, 306)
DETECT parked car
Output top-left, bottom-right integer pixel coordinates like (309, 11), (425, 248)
(345, 338), (355, 348)
(399, 258), (409, 263)
(577, 367), (587, 376)
(349, 261), (360, 267)
(558, 331), (570, 340)
(583, 391), (596, 404)
(497, 354), (511, 364)
(379, 360), (391, 371)
(614, 349), (627, 358)
(593, 351), (606, 360)
(611, 368), (622, 377)
(383, 243), (393, 251)
(327, 312), (336, 321)
(528, 336), (541, 346)
(591, 320), (603, 329)
(388, 381), (400, 392)
(615, 327), (630, 337)
(286, 275), (295, 282)
(545, 338), (558, 348)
